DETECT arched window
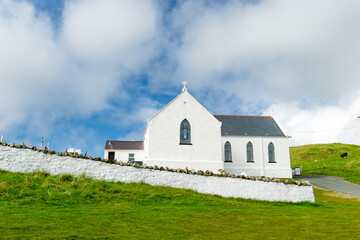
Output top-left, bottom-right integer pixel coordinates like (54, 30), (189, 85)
(247, 142), (254, 162)
(224, 141), (232, 162)
(180, 119), (191, 144)
(268, 142), (276, 163)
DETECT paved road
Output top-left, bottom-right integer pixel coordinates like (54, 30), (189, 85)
(296, 175), (360, 196)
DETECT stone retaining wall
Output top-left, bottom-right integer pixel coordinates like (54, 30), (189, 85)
(0, 144), (315, 202)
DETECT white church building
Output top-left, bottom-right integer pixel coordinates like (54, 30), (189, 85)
(104, 83), (292, 178)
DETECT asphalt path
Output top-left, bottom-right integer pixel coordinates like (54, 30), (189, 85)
(296, 175), (360, 196)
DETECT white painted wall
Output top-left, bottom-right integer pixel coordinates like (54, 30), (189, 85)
(144, 126), (150, 161)
(0, 146), (314, 202)
(145, 91), (223, 172)
(261, 137), (292, 178)
(222, 136), (292, 178)
(68, 148), (81, 154)
(104, 149), (145, 162)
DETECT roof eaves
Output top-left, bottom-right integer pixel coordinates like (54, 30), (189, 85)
(270, 116), (288, 136)
(105, 140), (144, 150)
(147, 90), (186, 123)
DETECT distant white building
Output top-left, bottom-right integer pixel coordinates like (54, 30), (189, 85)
(105, 83), (292, 178)
(67, 148), (81, 155)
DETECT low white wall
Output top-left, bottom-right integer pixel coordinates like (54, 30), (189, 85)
(0, 146), (314, 203)
(144, 160), (224, 173)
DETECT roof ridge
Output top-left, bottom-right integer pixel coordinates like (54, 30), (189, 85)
(105, 140), (144, 150)
(214, 115), (285, 137)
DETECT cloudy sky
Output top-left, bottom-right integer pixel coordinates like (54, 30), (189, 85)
(1, 0), (360, 157)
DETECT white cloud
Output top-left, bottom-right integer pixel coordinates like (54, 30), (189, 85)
(2, 0), (360, 150)
(265, 91), (360, 146)
(0, 0), (64, 130)
(171, 0), (360, 102)
(0, 0), (159, 135)
(113, 105), (160, 141)
(163, 0), (360, 146)
(61, 0), (158, 70)
(106, 96), (161, 127)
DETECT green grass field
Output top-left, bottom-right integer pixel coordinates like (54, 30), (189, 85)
(0, 170), (359, 239)
(290, 143), (360, 184)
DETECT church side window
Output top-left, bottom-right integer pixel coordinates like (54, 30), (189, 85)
(224, 141), (232, 162)
(180, 119), (191, 144)
(247, 142), (254, 162)
(268, 142), (276, 163)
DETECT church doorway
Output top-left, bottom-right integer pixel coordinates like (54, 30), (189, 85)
(108, 152), (115, 161)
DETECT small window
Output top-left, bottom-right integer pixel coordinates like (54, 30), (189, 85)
(128, 153), (135, 163)
(247, 142), (254, 162)
(224, 141), (232, 162)
(268, 142), (276, 163)
(180, 119), (191, 144)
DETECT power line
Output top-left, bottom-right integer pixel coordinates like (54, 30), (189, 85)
(288, 126), (360, 134)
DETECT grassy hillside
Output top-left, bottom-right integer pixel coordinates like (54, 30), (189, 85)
(290, 143), (360, 184)
(0, 170), (359, 239)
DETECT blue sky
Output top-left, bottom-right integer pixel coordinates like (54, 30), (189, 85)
(1, 0), (360, 157)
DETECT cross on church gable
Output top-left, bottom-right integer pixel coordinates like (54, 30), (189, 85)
(182, 81), (188, 92)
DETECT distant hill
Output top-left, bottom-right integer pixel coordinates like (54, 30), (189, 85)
(290, 143), (360, 184)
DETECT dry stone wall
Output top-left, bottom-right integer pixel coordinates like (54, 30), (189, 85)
(0, 143), (315, 202)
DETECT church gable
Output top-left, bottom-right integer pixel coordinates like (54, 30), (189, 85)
(147, 90), (221, 137)
(147, 90), (219, 126)
(145, 87), (223, 171)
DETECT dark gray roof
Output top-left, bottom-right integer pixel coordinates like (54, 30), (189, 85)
(105, 141), (144, 150)
(214, 115), (285, 137)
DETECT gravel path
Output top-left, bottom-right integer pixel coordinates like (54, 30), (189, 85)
(297, 175), (360, 196)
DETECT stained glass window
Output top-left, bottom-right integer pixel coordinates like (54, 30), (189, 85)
(180, 119), (191, 144)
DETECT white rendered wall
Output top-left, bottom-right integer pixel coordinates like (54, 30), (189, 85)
(144, 126), (150, 162)
(104, 149), (145, 162)
(223, 136), (264, 176)
(0, 146), (314, 202)
(261, 137), (292, 178)
(222, 136), (292, 178)
(145, 91), (223, 172)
